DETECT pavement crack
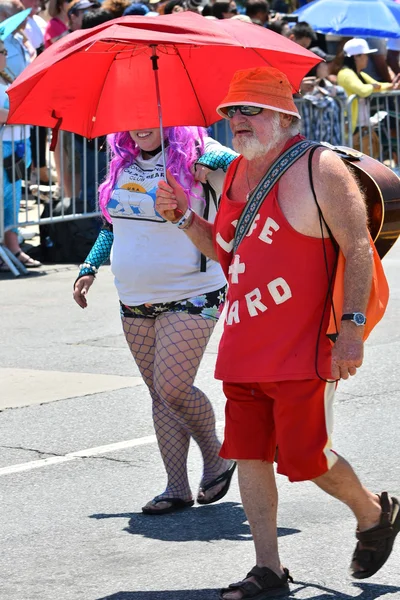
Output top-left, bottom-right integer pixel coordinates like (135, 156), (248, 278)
(82, 455), (133, 466)
(0, 445), (63, 458)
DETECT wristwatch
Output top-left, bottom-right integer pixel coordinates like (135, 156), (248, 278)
(341, 312), (367, 326)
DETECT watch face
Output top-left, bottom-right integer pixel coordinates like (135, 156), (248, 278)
(354, 313), (366, 325)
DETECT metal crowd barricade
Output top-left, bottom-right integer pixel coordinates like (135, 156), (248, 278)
(346, 91), (400, 171)
(0, 125), (106, 276)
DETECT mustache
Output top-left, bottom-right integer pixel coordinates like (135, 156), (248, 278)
(233, 128), (254, 136)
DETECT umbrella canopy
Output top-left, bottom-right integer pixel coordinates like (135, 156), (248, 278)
(293, 0), (400, 39)
(7, 12), (320, 138)
(0, 8), (31, 41)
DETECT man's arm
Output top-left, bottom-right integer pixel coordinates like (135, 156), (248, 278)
(311, 149), (373, 380)
(155, 170), (218, 261)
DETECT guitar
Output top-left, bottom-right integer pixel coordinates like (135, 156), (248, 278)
(324, 144), (400, 258)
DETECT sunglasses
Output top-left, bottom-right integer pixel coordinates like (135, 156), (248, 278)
(0, 49), (8, 56)
(223, 105), (264, 118)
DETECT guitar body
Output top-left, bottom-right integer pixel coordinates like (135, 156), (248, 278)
(331, 146), (400, 258)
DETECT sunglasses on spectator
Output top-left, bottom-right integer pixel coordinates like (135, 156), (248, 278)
(0, 49), (8, 56)
(223, 105), (264, 118)
(229, 7), (238, 13)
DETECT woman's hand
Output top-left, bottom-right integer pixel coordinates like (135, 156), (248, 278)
(73, 275), (95, 308)
(194, 163), (212, 183)
(156, 169), (189, 222)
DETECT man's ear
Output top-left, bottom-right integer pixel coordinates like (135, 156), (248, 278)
(279, 113), (294, 129)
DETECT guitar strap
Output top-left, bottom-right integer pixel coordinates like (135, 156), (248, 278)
(200, 182), (218, 272)
(233, 139), (318, 254)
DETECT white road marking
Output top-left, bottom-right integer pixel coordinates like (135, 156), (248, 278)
(0, 421), (225, 477)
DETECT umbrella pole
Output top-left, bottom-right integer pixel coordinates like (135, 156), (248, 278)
(150, 46), (167, 181)
(151, 46), (177, 222)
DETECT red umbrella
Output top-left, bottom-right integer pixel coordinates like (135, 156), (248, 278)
(7, 13), (320, 139)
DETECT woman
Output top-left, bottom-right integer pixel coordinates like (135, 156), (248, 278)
(44, 0), (69, 49)
(0, 34), (40, 269)
(73, 126), (237, 514)
(337, 38), (398, 155)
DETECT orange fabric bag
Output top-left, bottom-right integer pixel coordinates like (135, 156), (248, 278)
(307, 145), (389, 343)
(327, 232), (389, 342)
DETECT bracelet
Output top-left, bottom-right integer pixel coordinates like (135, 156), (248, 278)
(180, 210), (194, 231)
(174, 207), (194, 230)
(79, 262), (98, 274)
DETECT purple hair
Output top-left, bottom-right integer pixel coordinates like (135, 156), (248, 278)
(98, 126), (207, 222)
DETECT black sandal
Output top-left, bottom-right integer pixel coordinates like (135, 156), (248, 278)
(197, 461), (237, 505)
(351, 492), (400, 579)
(141, 496), (194, 515)
(219, 566), (293, 599)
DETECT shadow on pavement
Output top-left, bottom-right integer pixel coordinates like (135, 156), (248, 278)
(90, 501), (300, 542)
(291, 581), (400, 599)
(97, 591), (217, 600)
(96, 582), (400, 600)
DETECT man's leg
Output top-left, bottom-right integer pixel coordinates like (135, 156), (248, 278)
(219, 382), (292, 599)
(220, 460), (285, 600)
(238, 460), (283, 574)
(313, 455), (381, 531)
(313, 455), (400, 578)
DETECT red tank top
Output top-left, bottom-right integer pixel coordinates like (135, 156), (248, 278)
(213, 136), (336, 382)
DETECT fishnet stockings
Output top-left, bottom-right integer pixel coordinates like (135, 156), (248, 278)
(122, 312), (226, 500)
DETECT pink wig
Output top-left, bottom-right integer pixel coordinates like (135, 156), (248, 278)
(99, 126), (207, 222)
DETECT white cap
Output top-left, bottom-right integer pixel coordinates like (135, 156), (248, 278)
(343, 38), (378, 57)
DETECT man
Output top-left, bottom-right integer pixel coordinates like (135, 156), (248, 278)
(285, 20), (316, 48)
(156, 66), (399, 599)
(245, 0), (269, 26)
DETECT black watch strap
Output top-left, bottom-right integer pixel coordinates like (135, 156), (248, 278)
(341, 313), (356, 321)
(341, 312), (367, 325)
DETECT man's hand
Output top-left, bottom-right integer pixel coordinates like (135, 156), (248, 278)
(156, 169), (189, 221)
(73, 275), (95, 308)
(331, 325), (364, 380)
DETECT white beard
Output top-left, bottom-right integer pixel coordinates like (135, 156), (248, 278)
(232, 113), (284, 160)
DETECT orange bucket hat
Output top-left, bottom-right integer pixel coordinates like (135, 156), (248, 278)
(217, 66), (300, 120)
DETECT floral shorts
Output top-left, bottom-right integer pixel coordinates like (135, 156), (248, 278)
(120, 285), (226, 322)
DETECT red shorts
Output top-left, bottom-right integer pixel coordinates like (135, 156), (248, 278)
(220, 379), (338, 482)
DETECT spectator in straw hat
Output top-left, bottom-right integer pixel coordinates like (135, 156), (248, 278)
(156, 65), (399, 598)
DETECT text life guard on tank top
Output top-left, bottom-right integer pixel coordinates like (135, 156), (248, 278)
(213, 135), (337, 383)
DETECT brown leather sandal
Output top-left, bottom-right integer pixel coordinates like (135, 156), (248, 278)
(219, 566), (293, 599)
(351, 492), (400, 579)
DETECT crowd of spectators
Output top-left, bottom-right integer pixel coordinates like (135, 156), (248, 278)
(1, 0), (400, 265)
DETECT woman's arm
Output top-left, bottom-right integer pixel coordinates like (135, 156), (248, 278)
(76, 226), (114, 279)
(196, 139), (237, 172)
(338, 68), (375, 98)
(361, 72), (394, 92)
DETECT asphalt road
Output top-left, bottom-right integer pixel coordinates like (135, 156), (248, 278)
(0, 241), (399, 600)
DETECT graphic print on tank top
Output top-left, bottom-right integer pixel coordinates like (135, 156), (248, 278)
(213, 142), (336, 382)
(108, 160), (166, 223)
